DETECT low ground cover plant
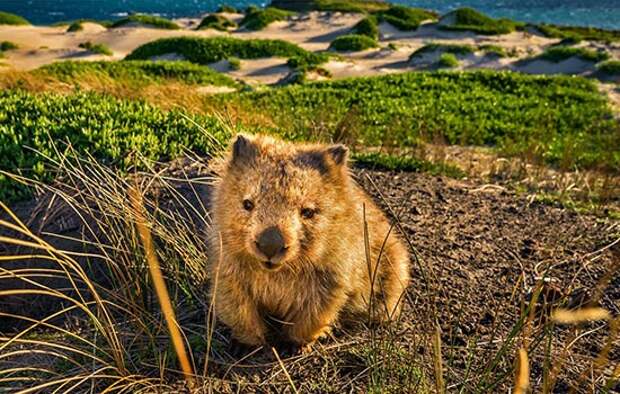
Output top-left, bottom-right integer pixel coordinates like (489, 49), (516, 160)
(110, 14), (180, 29)
(330, 34), (378, 51)
(440, 7), (522, 35)
(127, 36), (328, 69)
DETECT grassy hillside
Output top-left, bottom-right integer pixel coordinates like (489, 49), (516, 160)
(207, 70), (619, 170)
(126, 36), (328, 68)
(0, 11), (30, 25)
(36, 60), (238, 87)
(110, 14), (180, 29)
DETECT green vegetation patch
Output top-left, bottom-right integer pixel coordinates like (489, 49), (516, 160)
(67, 21), (84, 32)
(480, 44), (507, 58)
(127, 36), (327, 69)
(539, 45), (610, 63)
(437, 53), (459, 68)
(353, 152), (464, 178)
(0, 41), (18, 51)
(0, 90), (229, 202)
(36, 60), (238, 87)
(376, 5), (437, 31)
(196, 14), (237, 31)
(537, 23), (620, 43)
(597, 60), (620, 75)
(440, 7), (522, 35)
(313, 0), (389, 13)
(240, 7), (294, 30)
(352, 16), (379, 39)
(110, 14), (180, 29)
(329, 34), (377, 51)
(0, 11), (30, 25)
(210, 70), (619, 170)
(78, 41), (113, 56)
(410, 43), (475, 59)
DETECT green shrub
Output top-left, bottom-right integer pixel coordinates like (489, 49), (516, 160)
(0, 90), (230, 202)
(209, 70), (619, 170)
(437, 53), (459, 68)
(228, 57), (241, 70)
(0, 41), (18, 51)
(127, 36), (327, 68)
(54, 19), (113, 28)
(36, 60), (237, 86)
(78, 41), (113, 56)
(597, 60), (620, 75)
(240, 7), (294, 30)
(217, 5), (238, 13)
(539, 46), (610, 63)
(67, 21), (84, 32)
(480, 44), (507, 58)
(440, 7), (521, 35)
(0, 11), (30, 25)
(196, 14), (237, 30)
(329, 34), (377, 51)
(376, 6), (437, 31)
(555, 35), (583, 46)
(410, 43), (475, 59)
(111, 14), (180, 29)
(352, 16), (379, 39)
(313, 0), (389, 13)
(537, 23), (620, 43)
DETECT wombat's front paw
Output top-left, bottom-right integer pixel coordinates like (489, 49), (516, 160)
(229, 337), (261, 358)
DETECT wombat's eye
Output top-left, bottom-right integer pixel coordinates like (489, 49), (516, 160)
(301, 207), (316, 219)
(242, 199), (254, 211)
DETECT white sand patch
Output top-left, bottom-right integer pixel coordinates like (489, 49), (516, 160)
(228, 57), (291, 85)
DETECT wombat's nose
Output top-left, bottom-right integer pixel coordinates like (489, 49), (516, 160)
(256, 226), (286, 259)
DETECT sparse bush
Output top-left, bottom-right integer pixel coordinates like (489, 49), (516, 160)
(597, 60), (620, 75)
(240, 7), (294, 30)
(0, 11), (30, 25)
(196, 14), (237, 30)
(79, 41), (113, 56)
(67, 21), (84, 32)
(437, 53), (459, 68)
(111, 14), (180, 29)
(537, 23), (620, 43)
(377, 5), (437, 31)
(480, 44), (507, 58)
(352, 16), (379, 39)
(127, 36), (327, 68)
(555, 35), (583, 46)
(0, 41), (18, 51)
(329, 34), (378, 51)
(539, 45), (609, 63)
(409, 43), (475, 59)
(440, 7), (522, 35)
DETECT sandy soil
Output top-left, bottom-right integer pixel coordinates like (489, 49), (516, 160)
(1, 11), (618, 86)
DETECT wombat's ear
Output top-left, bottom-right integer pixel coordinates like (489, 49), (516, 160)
(326, 144), (348, 167)
(231, 134), (257, 165)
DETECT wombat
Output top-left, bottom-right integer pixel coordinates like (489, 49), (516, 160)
(208, 134), (410, 348)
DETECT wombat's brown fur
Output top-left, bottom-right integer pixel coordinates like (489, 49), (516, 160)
(208, 134), (410, 347)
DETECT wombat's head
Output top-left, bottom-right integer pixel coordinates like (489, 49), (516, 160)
(212, 134), (350, 272)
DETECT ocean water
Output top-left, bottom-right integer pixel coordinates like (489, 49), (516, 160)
(1, 0), (620, 29)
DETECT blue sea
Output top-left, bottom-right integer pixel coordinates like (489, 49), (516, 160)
(1, 0), (619, 29)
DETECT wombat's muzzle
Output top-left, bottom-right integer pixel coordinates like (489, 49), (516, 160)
(255, 226), (288, 265)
